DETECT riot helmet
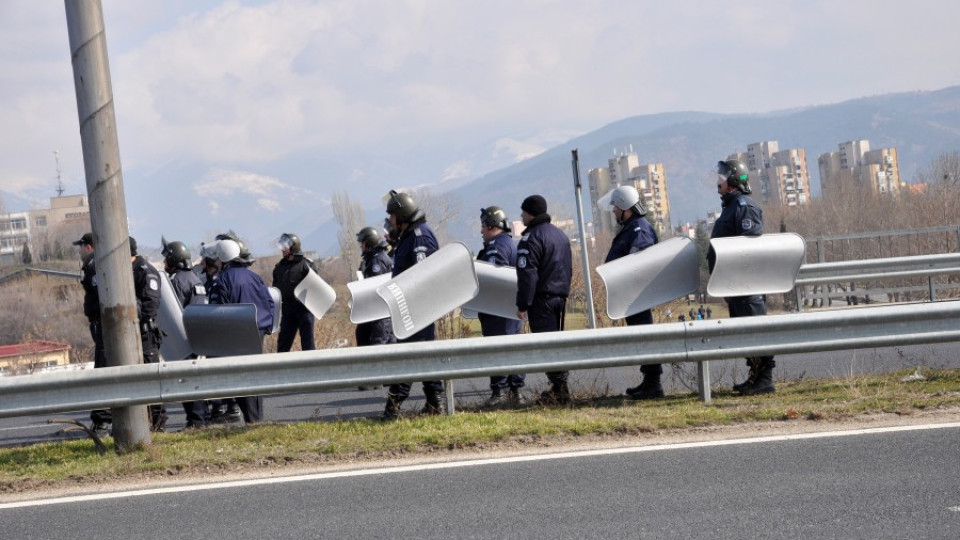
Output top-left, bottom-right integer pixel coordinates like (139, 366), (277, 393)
(216, 231), (253, 263)
(608, 185), (647, 216)
(480, 206), (512, 232)
(356, 226), (382, 249)
(277, 233), (301, 254)
(162, 240), (192, 270)
(386, 189), (418, 223)
(718, 159), (752, 194)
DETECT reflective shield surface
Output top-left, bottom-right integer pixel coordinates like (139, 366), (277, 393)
(376, 242), (479, 340)
(596, 236), (700, 319)
(183, 304), (264, 357)
(347, 273), (391, 324)
(157, 272), (192, 360)
(460, 260), (521, 320)
(294, 268), (337, 319)
(707, 233), (805, 297)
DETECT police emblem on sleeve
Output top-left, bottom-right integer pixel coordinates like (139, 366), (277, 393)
(372, 263), (381, 273)
(416, 252), (426, 262)
(741, 218), (754, 230)
(148, 277), (159, 290)
(518, 256), (527, 268)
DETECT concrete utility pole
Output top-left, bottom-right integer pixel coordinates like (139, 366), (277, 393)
(571, 149), (597, 329)
(64, 0), (150, 450)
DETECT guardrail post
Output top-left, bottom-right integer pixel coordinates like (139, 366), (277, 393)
(697, 361), (712, 402)
(444, 379), (455, 414)
(929, 276), (937, 302)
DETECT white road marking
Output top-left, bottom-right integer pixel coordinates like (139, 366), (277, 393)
(2, 422), (959, 510)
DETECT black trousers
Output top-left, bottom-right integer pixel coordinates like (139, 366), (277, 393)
(625, 309), (662, 376)
(727, 296), (776, 370)
(276, 303), (316, 353)
(528, 295), (567, 386)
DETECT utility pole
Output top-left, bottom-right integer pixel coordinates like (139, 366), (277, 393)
(64, 0), (150, 450)
(571, 149), (597, 329)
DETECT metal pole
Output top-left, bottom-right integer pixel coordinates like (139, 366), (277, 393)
(571, 149), (596, 329)
(64, 0), (150, 450)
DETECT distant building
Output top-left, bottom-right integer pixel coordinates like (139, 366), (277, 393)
(818, 140), (903, 196)
(0, 194), (91, 265)
(728, 141), (811, 208)
(0, 341), (72, 376)
(590, 146), (673, 236)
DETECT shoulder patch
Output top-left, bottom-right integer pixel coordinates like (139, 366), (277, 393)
(518, 256), (527, 268)
(148, 277), (159, 291)
(741, 218), (755, 230)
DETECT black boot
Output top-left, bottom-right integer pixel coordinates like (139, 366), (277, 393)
(732, 361), (758, 393)
(739, 363), (775, 396)
(628, 375), (664, 400)
(537, 381), (571, 406)
(422, 391), (444, 415)
(381, 393), (405, 421)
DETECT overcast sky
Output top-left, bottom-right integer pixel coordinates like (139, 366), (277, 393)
(2, 0), (959, 243)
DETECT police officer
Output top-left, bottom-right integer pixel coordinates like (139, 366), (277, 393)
(602, 186), (663, 399)
(355, 226), (395, 350)
(208, 237), (276, 423)
(709, 158), (776, 395)
(130, 237), (167, 431)
(272, 233), (317, 353)
(74, 233), (110, 435)
(161, 239), (210, 428)
(381, 189), (444, 420)
(515, 195), (573, 405)
(477, 206), (526, 405)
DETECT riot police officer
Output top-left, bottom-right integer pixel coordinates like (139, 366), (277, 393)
(272, 233), (317, 353)
(73, 233), (109, 435)
(130, 237), (167, 431)
(602, 186), (663, 399)
(355, 226), (396, 363)
(208, 237), (276, 423)
(515, 195), (573, 405)
(381, 189), (443, 420)
(477, 206), (525, 405)
(709, 158), (776, 395)
(161, 239), (210, 428)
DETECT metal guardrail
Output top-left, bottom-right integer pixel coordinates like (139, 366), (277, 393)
(2, 301), (959, 418)
(795, 253), (960, 285)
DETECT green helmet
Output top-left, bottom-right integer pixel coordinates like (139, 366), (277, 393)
(386, 189), (418, 223)
(356, 226), (382, 248)
(162, 240), (192, 270)
(718, 159), (752, 194)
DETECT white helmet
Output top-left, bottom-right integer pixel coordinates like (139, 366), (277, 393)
(599, 185), (647, 215)
(200, 239), (241, 263)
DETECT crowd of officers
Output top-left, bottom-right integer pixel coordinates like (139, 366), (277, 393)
(75, 157), (776, 433)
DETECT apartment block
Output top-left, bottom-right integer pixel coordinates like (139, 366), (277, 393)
(729, 141), (810, 208)
(819, 140), (902, 196)
(590, 147), (673, 236)
(0, 194), (91, 264)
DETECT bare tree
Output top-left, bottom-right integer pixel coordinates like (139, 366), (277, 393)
(412, 187), (462, 246)
(330, 190), (365, 278)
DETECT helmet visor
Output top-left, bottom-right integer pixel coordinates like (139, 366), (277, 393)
(276, 235), (294, 251)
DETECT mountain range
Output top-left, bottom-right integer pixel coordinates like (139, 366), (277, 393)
(5, 86), (960, 258)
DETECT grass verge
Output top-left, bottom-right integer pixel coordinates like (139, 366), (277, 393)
(2, 368), (959, 494)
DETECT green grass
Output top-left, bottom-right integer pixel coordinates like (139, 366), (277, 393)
(2, 368), (959, 493)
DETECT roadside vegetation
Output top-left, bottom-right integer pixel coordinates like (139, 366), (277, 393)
(2, 368), (958, 494)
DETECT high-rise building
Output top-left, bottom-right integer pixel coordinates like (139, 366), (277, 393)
(590, 147), (673, 236)
(819, 140), (902, 196)
(730, 141), (810, 208)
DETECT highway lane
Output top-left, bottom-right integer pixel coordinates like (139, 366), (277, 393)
(2, 340), (959, 447)
(2, 424), (958, 539)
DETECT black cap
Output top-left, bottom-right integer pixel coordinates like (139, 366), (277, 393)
(521, 195), (548, 216)
(129, 236), (138, 256)
(72, 232), (94, 246)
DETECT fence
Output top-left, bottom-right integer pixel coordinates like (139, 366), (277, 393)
(2, 300), (959, 418)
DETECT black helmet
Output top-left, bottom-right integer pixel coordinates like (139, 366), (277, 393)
(162, 240), (192, 270)
(277, 233), (301, 254)
(356, 226), (381, 248)
(480, 206), (512, 232)
(386, 189), (418, 223)
(718, 159), (752, 194)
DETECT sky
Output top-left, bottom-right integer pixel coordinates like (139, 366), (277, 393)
(2, 0), (960, 252)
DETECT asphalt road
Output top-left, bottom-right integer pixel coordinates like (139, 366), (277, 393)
(1, 340), (959, 447)
(2, 424), (959, 539)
